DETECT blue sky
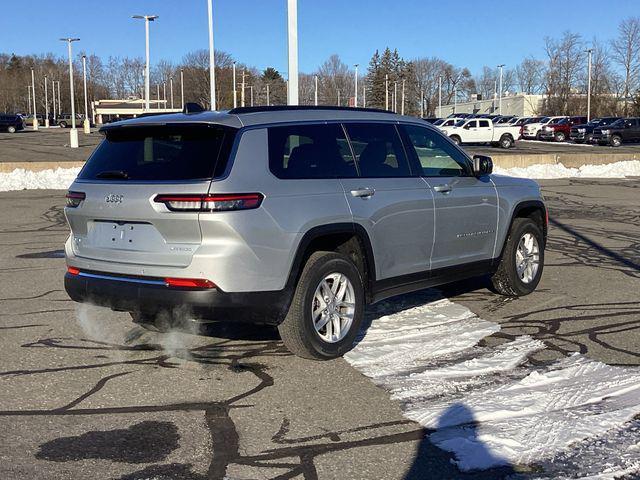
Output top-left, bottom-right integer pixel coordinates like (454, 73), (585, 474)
(2, 0), (635, 75)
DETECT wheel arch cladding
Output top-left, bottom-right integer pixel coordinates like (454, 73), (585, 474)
(499, 200), (547, 258)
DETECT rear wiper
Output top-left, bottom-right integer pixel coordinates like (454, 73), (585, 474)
(96, 170), (129, 180)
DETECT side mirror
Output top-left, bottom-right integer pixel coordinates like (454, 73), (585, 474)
(473, 155), (493, 176)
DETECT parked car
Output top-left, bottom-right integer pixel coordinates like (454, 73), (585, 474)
(538, 116), (587, 142)
(440, 117), (521, 148)
(56, 113), (83, 128)
(494, 116), (517, 125)
(522, 116), (567, 140)
(422, 117), (441, 124)
(591, 117), (640, 147)
(570, 117), (623, 144)
(63, 105), (546, 359)
(434, 117), (466, 129)
(447, 112), (473, 119)
(0, 113), (25, 133)
(22, 113), (46, 127)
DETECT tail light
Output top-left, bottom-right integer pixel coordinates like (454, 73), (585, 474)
(67, 266), (80, 275)
(154, 193), (263, 212)
(66, 191), (86, 208)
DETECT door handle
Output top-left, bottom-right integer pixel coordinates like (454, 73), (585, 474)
(434, 184), (452, 194)
(350, 187), (375, 198)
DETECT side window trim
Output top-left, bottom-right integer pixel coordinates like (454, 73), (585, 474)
(339, 123), (361, 177)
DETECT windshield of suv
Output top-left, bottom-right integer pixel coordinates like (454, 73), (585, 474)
(79, 125), (235, 181)
(556, 119), (570, 125)
(548, 118), (563, 125)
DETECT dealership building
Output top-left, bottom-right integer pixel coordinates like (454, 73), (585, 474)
(437, 94), (544, 117)
(92, 99), (182, 124)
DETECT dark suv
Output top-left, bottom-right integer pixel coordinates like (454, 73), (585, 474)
(0, 114), (25, 133)
(570, 117), (622, 144)
(539, 116), (587, 142)
(591, 118), (640, 147)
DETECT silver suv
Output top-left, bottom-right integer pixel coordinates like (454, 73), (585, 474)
(64, 106), (547, 359)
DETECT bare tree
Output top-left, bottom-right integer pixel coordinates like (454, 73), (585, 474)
(543, 31), (584, 114)
(516, 57), (545, 94)
(610, 17), (640, 114)
(317, 54), (353, 106)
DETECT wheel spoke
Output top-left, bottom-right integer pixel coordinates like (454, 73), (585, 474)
(332, 315), (342, 340)
(315, 314), (329, 330)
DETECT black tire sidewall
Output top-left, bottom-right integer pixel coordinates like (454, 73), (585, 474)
(298, 255), (365, 359)
(503, 219), (545, 295)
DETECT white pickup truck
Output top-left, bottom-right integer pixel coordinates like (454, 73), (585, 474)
(440, 118), (521, 149)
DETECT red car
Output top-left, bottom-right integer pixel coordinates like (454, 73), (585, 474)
(538, 116), (587, 142)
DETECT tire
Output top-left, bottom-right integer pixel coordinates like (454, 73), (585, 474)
(585, 134), (593, 144)
(491, 217), (544, 297)
(7, 126), (16, 134)
(499, 134), (513, 149)
(59, 121), (67, 128)
(450, 135), (461, 145)
(278, 251), (365, 360)
(610, 135), (622, 147)
(554, 132), (566, 142)
(535, 131), (542, 140)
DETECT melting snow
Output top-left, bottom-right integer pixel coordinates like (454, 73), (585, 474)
(345, 296), (640, 476)
(494, 160), (640, 179)
(0, 167), (80, 192)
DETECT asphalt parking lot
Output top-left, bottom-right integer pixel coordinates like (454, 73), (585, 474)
(1, 175), (638, 479)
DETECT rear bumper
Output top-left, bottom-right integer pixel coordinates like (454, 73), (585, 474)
(64, 270), (291, 325)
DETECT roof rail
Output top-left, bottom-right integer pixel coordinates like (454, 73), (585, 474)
(227, 105), (393, 115)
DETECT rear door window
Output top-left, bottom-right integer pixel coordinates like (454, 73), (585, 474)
(79, 125), (235, 181)
(343, 123), (411, 177)
(479, 120), (491, 128)
(268, 123), (356, 179)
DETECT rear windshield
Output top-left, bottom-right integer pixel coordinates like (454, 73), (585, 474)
(79, 125), (236, 181)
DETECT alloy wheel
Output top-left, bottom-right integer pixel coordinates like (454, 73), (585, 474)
(515, 233), (540, 284)
(311, 272), (355, 343)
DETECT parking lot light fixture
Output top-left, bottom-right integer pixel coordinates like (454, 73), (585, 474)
(31, 68), (38, 131)
(27, 85), (31, 115)
(56, 81), (61, 115)
(385, 74), (389, 110)
(60, 38), (80, 148)
(241, 70), (246, 107)
(314, 75), (318, 106)
(51, 80), (56, 120)
(420, 89), (424, 118)
(82, 55), (90, 134)
(266, 84), (270, 106)
(401, 78), (405, 115)
(497, 64), (505, 115)
(207, 0), (216, 110)
(44, 75), (49, 128)
(132, 15), (158, 111)
(170, 77), (174, 109)
(586, 49), (593, 122)
(438, 76), (442, 117)
(287, 0), (299, 105)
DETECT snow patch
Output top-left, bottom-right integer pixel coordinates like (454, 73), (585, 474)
(494, 160), (640, 179)
(346, 296), (640, 474)
(0, 167), (80, 192)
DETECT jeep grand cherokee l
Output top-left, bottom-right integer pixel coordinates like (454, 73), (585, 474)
(64, 106), (547, 360)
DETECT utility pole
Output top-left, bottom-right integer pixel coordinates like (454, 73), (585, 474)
(354, 64), (358, 107)
(44, 75), (49, 127)
(497, 64), (505, 115)
(241, 70), (246, 107)
(232, 62), (237, 108)
(31, 68), (38, 130)
(207, 0), (216, 110)
(180, 69), (185, 108)
(286, 0), (299, 105)
(132, 15), (158, 111)
(82, 55), (90, 133)
(385, 74), (389, 110)
(170, 77), (174, 109)
(586, 48), (593, 122)
(60, 37), (80, 148)
(314, 75), (318, 106)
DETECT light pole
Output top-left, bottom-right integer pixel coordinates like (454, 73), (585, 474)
(27, 85), (32, 115)
(420, 89), (424, 118)
(241, 70), (246, 107)
(250, 85), (254, 107)
(132, 15), (158, 111)
(497, 64), (505, 115)
(385, 74), (389, 110)
(56, 81), (61, 116)
(287, 0), (298, 105)
(60, 38), (80, 148)
(52, 80), (56, 121)
(232, 62), (237, 108)
(82, 55), (90, 133)
(363, 83), (366, 107)
(163, 81), (166, 104)
(314, 75), (318, 106)
(180, 69), (185, 108)
(401, 78), (405, 115)
(453, 87), (457, 114)
(394, 81), (397, 112)
(170, 77), (174, 109)
(337, 89), (340, 106)
(156, 84), (160, 109)
(354, 64), (358, 107)
(586, 48), (593, 121)
(44, 75), (49, 127)
(438, 76), (442, 117)
(206, 0), (216, 110)
(266, 84), (270, 106)
(31, 68), (38, 130)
